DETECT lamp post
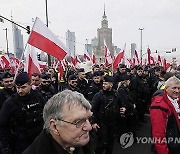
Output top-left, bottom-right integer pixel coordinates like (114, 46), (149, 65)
(3, 28), (9, 56)
(138, 28), (144, 62)
(45, 0), (51, 66)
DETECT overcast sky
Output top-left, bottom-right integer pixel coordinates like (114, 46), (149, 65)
(0, 0), (180, 59)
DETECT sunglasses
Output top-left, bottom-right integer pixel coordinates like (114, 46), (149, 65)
(42, 81), (51, 84)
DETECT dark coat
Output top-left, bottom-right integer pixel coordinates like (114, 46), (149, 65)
(23, 129), (94, 154)
(0, 90), (45, 153)
(0, 88), (16, 110)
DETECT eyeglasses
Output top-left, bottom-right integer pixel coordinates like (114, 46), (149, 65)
(57, 116), (92, 128)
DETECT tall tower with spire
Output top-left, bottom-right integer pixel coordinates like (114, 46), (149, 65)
(96, 5), (113, 59)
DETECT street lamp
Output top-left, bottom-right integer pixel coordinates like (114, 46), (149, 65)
(3, 28), (9, 56)
(138, 28), (144, 62)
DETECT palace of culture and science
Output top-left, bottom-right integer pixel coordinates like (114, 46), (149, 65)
(66, 7), (117, 61)
(91, 8), (117, 60)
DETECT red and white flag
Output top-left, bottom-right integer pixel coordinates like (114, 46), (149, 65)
(104, 40), (113, 66)
(9, 57), (20, 74)
(113, 51), (124, 69)
(59, 60), (65, 79)
(127, 58), (134, 66)
(70, 56), (75, 66)
(0, 55), (10, 68)
(134, 50), (140, 65)
(157, 55), (162, 66)
(75, 55), (81, 66)
(39, 61), (48, 69)
(147, 48), (151, 64)
(163, 58), (170, 70)
(28, 17), (68, 60)
(84, 49), (91, 61)
(25, 45), (41, 78)
(150, 56), (155, 64)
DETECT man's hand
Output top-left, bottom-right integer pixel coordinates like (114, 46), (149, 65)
(92, 123), (100, 132)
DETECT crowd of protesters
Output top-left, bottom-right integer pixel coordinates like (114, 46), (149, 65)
(0, 61), (179, 154)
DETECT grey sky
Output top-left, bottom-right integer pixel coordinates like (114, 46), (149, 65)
(0, 0), (179, 60)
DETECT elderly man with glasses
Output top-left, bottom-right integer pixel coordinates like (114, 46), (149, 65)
(23, 90), (94, 154)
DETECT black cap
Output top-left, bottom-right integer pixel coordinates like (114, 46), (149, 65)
(68, 74), (77, 81)
(41, 73), (51, 80)
(104, 75), (114, 83)
(77, 68), (85, 73)
(118, 64), (126, 68)
(93, 71), (101, 77)
(144, 67), (149, 72)
(15, 72), (30, 86)
(121, 74), (131, 81)
(1, 72), (13, 79)
(154, 67), (161, 72)
(137, 66), (143, 70)
(93, 64), (100, 68)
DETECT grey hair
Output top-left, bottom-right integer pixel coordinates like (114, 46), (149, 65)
(164, 76), (180, 88)
(43, 90), (91, 132)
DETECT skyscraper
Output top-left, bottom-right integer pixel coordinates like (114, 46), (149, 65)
(131, 43), (136, 58)
(13, 24), (24, 59)
(66, 30), (76, 57)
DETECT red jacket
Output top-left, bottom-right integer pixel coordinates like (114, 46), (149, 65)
(150, 90), (180, 154)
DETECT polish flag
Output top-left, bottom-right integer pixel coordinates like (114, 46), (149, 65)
(28, 17), (68, 60)
(134, 50), (140, 65)
(104, 40), (113, 66)
(25, 45), (41, 78)
(113, 50), (125, 69)
(39, 61), (48, 69)
(92, 50), (96, 64)
(127, 58), (133, 66)
(157, 55), (162, 66)
(59, 60), (65, 79)
(63, 58), (68, 66)
(163, 58), (170, 70)
(84, 49), (91, 61)
(0, 56), (5, 69)
(147, 48), (151, 64)
(150, 56), (155, 64)
(70, 56), (75, 66)
(74, 55), (81, 66)
(1, 55), (10, 68)
(9, 57), (20, 74)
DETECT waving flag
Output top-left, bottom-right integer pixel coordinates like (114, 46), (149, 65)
(104, 40), (113, 66)
(113, 50), (124, 69)
(157, 55), (162, 66)
(134, 50), (140, 65)
(28, 17), (68, 60)
(25, 45), (41, 78)
(84, 49), (91, 61)
(1, 55), (10, 68)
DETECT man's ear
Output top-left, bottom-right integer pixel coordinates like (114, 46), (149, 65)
(50, 119), (60, 136)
